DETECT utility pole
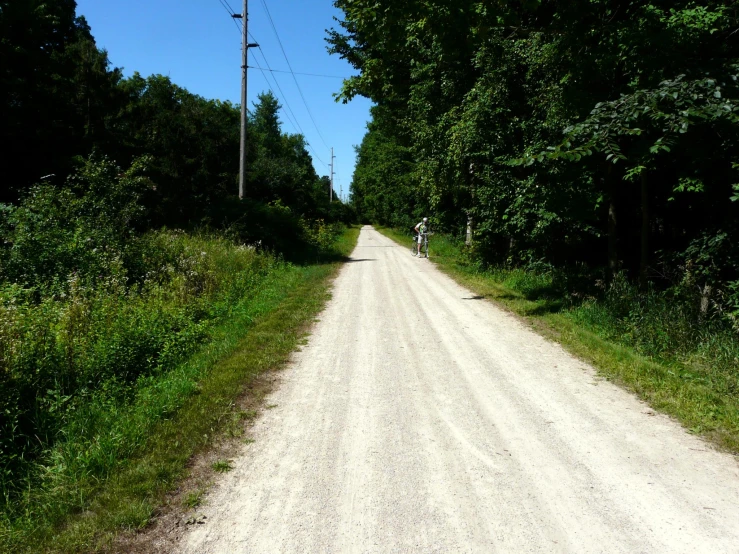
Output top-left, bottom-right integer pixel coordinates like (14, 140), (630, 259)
(330, 147), (336, 202)
(232, 0), (258, 199)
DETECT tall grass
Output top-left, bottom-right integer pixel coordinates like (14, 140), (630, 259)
(0, 156), (354, 550)
(0, 223), (356, 552)
(569, 274), (739, 400)
(0, 231), (272, 508)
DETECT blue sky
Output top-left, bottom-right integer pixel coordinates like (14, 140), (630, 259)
(75, 0), (372, 201)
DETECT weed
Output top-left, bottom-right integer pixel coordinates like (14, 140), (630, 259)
(183, 490), (204, 510)
(211, 460), (233, 474)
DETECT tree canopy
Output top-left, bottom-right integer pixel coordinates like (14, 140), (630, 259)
(332, 0), (739, 300)
(0, 0), (344, 229)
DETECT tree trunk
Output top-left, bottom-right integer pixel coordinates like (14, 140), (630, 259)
(700, 284), (712, 320)
(607, 164), (618, 279)
(466, 163), (476, 247)
(639, 170), (649, 289)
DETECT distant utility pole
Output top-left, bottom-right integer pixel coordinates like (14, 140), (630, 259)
(330, 147), (336, 202)
(232, 0), (258, 199)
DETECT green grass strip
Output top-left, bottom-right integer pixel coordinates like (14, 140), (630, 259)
(378, 226), (739, 454)
(5, 227), (359, 553)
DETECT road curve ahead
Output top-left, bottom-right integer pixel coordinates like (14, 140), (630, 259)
(180, 225), (739, 554)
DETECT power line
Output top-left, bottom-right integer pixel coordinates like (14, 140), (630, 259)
(248, 34), (329, 168)
(249, 48), (301, 135)
(248, 32), (303, 134)
(247, 66), (343, 79)
(258, 0), (331, 152)
(238, 26), (328, 168)
(217, 0), (292, 129)
(251, 47), (329, 169)
(216, 0), (243, 34)
(216, 0), (329, 170)
(221, 0), (238, 12)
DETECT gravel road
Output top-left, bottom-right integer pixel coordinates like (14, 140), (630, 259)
(180, 225), (739, 553)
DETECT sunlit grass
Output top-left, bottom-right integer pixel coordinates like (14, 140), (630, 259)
(0, 226), (359, 554)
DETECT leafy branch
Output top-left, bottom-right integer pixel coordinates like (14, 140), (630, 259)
(513, 68), (739, 169)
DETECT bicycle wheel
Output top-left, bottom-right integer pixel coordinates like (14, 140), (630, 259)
(423, 239), (429, 258)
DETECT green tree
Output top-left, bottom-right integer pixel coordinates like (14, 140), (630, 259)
(110, 73), (241, 226)
(0, 0), (121, 202)
(246, 92), (333, 219)
(332, 0), (739, 288)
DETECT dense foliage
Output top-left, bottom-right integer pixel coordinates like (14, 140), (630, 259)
(331, 0), (739, 315)
(1, 0), (345, 224)
(0, 0), (349, 517)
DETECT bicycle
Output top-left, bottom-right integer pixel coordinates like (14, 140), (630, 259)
(410, 232), (431, 258)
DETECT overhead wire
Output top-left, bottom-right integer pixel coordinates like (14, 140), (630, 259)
(215, 0), (328, 168)
(258, 0), (332, 152)
(248, 41), (302, 135)
(217, 0), (243, 35)
(246, 30), (329, 168)
(248, 31), (305, 135)
(249, 39), (329, 168)
(215, 0), (296, 128)
(221, 0), (238, 13)
(247, 66), (343, 79)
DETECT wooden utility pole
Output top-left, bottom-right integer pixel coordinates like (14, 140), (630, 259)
(330, 147), (335, 202)
(232, 0), (258, 199)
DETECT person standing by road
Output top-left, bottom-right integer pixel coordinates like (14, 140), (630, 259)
(414, 217), (429, 257)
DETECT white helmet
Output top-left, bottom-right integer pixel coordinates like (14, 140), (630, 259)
(422, 217), (428, 223)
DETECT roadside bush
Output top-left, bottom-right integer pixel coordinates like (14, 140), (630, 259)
(304, 218), (346, 254)
(0, 156), (150, 294)
(0, 157), (282, 506)
(0, 231), (274, 503)
(207, 196), (308, 255)
(0, 152), (349, 530)
(566, 273), (739, 382)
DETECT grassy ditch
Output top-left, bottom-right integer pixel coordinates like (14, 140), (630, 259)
(0, 226), (359, 553)
(379, 226), (739, 454)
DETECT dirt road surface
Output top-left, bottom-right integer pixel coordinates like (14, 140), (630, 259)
(180, 226), (739, 553)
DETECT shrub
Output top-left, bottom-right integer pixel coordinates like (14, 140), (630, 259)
(0, 155), (151, 294)
(0, 156), (280, 505)
(0, 231), (274, 502)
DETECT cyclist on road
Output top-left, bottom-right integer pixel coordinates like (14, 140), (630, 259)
(414, 217), (429, 257)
